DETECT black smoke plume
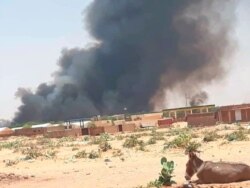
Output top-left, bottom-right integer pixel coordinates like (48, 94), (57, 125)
(14, 0), (236, 123)
(189, 91), (208, 107)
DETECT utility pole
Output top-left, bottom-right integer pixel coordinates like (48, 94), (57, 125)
(185, 93), (189, 107)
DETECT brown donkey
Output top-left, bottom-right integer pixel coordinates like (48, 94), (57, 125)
(185, 152), (250, 184)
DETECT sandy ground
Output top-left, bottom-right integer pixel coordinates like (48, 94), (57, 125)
(0, 124), (250, 188)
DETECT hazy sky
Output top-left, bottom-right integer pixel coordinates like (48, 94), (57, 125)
(0, 0), (250, 120)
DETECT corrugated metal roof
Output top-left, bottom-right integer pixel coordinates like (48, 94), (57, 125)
(163, 104), (215, 111)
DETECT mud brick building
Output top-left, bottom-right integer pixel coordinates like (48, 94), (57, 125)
(162, 104), (216, 121)
(217, 104), (250, 124)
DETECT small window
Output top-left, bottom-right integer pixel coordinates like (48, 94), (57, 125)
(170, 112), (176, 118)
(202, 108), (207, 113)
(208, 107), (216, 113)
(192, 109), (200, 114)
(176, 111), (185, 118)
(163, 111), (170, 118)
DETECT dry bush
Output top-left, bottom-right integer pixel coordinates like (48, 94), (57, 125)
(22, 147), (43, 160)
(0, 141), (22, 150)
(166, 127), (191, 136)
(164, 133), (191, 149)
(203, 131), (221, 142)
(150, 129), (165, 140)
(112, 149), (123, 157)
(123, 135), (139, 148)
(99, 140), (112, 152)
(225, 130), (248, 142)
(72, 147), (79, 151)
(88, 150), (100, 159)
(44, 150), (58, 159)
(116, 135), (125, 141)
(58, 137), (76, 142)
(185, 141), (201, 153)
(5, 160), (19, 167)
(74, 150), (87, 159)
(147, 137), (157, 145)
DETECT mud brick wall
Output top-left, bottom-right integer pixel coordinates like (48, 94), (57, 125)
(0, 132), (14, 137)
(88, 127), (104, 136)
(241, 109), (250, 122)
(81, 128), (89, 135)
(186, 113), (217, 127)
(65, 128), (82, 137)
(45, 131), (66, 138)
(158, 124), (172, 129)
(46, 126), (65, 132)
(46, 128), (82, 138)
(14, 128), (47, 136)
(158, 119), (173, 128)
(104, 125), (119, 134)
(121, 123), (136, 132)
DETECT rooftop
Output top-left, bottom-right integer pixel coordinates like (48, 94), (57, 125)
(163, 104), (216, 111)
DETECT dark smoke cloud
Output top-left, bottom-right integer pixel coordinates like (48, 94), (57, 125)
(14, 0), (236, 123)
(189, 91), (208, 107)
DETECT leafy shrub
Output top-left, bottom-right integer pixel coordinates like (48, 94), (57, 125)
(164, 133), (191, 149)
(23, 124), (32, 128)
(100, 133), (111, 141)
(203, 131), (221, 142)
(146, 180), (163, 188)
(225, 130), (248, 141)
(89, 133), (111, 145)
(75, 150), (87, 159)
(123, 135), (139, 148)
(166, 128), (191, 136)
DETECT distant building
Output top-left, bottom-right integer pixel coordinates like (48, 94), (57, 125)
(0, 127), (14, 137)
(162, 104), (216, 121)
(217, 103), (250, 123)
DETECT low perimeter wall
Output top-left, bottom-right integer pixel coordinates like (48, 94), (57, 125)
(46, 128), (82, 138)
(186, 113), (217, 127)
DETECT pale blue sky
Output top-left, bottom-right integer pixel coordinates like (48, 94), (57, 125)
(0, 0), (93, 120)
(0, 0), (250, 120)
